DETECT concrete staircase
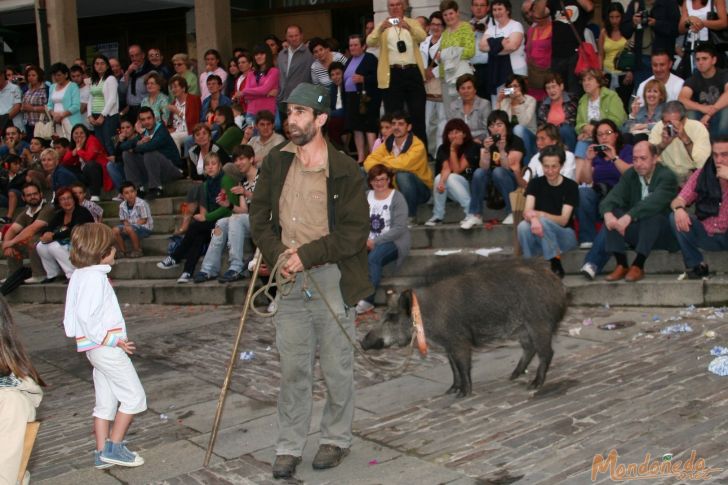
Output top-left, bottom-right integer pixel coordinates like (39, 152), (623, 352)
(4, 180), (728, 307)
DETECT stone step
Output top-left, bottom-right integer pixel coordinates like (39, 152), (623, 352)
(7, 274), (728, 307)
(103, 215), (182, 234)
(98, 196), (187, 218)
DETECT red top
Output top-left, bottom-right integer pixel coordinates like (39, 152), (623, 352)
(679, 167), (728, 236)
(62, 134), (113, 191)
(182, 93), (201, 133)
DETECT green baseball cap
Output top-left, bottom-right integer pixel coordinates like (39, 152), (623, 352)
(285, 83), (331, 114)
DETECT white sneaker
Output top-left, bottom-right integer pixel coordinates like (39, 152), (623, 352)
(177, 272), (192, 283)
(424, 216), (443, 227)
(459, 214), (483, 230)
(580, 263), (596, 281)
(356, 300), (375, 314)
(24, 276), (45, 284)
(502, 214), (514, 225)
(579, 242), (593, 249)
(157, 256), (178, 269)
(266, 301), (278, 313)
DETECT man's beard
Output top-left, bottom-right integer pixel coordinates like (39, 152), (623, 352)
(288, 121), (318, 146)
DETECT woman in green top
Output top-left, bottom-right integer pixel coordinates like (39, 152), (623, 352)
(171, 53), (200, 96)
(438, 0), (476, 118)
(140, 72), (170, 125)
(87, 55), (119, 159)
(212, 105), (243, 157)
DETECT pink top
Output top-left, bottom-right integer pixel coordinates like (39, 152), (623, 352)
(526, 24), (552, 69)
(547, 100), (566, 125)
(679, 168), (728, 236)
(242, 67), (280, 116)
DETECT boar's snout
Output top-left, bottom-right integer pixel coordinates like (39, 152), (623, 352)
(360, 331), (384, 350)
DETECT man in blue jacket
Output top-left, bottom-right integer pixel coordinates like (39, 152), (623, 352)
(122, 107), (182, 199)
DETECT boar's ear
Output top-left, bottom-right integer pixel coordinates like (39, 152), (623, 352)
(385, 288), (400, 311)
(399, 289), (413, 317)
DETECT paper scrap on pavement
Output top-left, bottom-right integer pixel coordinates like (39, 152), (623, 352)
(434, 249), (463, 256)
(473, 247), (503, 257)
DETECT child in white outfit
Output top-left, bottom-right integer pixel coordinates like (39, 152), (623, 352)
(63, 223), (146, 469)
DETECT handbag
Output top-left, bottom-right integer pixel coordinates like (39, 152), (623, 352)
(614, 48), (636, 72)
(425, 75), (442, 100)
(707, 1), (728, 52)
(559, 0), (601, 75)
(33, 111), (54, 140)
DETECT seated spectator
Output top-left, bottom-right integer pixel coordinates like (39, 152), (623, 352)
(517, 145), (579, 278)
(648, 100), (711, 185)
(212, 105), (243, 157)
(634, 49), (684, 103)
(195, 145), (256, 283)
(450, 73), (492, 144)
(39, 148), (78, 198)
(425, 119), (481, 226)
(187, 123), (229, 182)
(600, 141), (678, 282)
(461, 109), (526, 229)
(122, 106), (183, 199)
(536, 72), (578, 151)
(525, 123), (576, 181)
(109, 117), (135, 192)
(140, 72), (169, 125)
(200, 75), (232, 124)
(63, 124), (113, 201)
(309, 37), (348, 86)
(371, 113), (394, 153)
(0, 297), (44, 485)
(669, 134), (728, 279)
(167, 75), (201, 156)
(0, 155), (28, 223)
(157, 152), (236, 283)
(242, 110), (285, 165)
(575, 119), (634, 250)
(70, 182), (103, 222)
(363, 111), (433, 223)
(171, 53), (200, 97)
(496, 74), (537, 159)
(112, 181), (152, 258)
(678, 43), (728, 139)
(0, 69), (23, 136)
(242, 44), (280, 123)
(575, 69), (627, 162)
(623, 79), (666, 141)
(199, 49), (228, 101)
(0, 125), (30, 160)
(36, 186), (94, 282)
(24, 137), (47, 171)
(356, 163), (410, 314)
(1, 182), (54, 283)
(87, 55), (119, 159)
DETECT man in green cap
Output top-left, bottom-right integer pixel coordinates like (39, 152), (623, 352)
(250, 82), (372, 479)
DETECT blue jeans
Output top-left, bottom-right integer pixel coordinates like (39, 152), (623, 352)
(468, 166), (517, 215)
(199, 214), (250, 276)
(517, 217), (577, 260)
(106, 160), (126, 191)
(117, 224), (151, 239)
(513, 125), (536, 163)
(366, 241), (398, 303)
(432, 173), (471, 220)
(577, 186), (601, 243)
(669, 212), (728, 268)
(92, 113), (119, 158)
(687, 109), (728, 141)
(582, 226), (610, 274)
(395, 172), (430, 217)
(559, 124), (577, 152)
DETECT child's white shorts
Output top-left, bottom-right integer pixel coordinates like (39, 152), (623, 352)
(86, 346), (147, 420)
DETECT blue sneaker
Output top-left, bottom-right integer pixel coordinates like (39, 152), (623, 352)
(100, 440), (145, 467)
(218, 269), (241, 283)
(94, 450), (114, 469)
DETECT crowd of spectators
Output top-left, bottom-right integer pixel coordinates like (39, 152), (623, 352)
(0, 0), (727, 298)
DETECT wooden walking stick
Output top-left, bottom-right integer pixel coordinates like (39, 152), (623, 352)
(204, 248), (263, 467)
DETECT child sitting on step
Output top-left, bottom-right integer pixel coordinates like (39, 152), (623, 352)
(63, 223), (147, 469)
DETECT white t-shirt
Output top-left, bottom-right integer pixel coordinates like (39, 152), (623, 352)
(486, 19), (527, 76)
(367, 190), (395, 240)
(52, 84), (68, 113)
(635, 73), (685, 104)
(525, 150), (577, 182)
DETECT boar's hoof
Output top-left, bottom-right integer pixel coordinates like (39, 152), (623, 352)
(509, 369), (522, 381)
(528, 376), (545, 389)
(445, 384), (460, 395)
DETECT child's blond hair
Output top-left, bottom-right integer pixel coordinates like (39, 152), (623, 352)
(70, 223), (115, 268)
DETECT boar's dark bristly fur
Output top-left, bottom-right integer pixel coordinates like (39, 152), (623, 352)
(360, 256), (567, 397)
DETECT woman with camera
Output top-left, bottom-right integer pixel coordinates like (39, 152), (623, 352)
(496, 74), (537, 161)
(575, 119), (634, 248)
(425, 119), (481, 226)
(461, 109), (526, 229)
(622, 78), (666, 142)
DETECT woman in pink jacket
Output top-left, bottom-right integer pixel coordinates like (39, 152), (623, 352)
(242, 44), (280, 123)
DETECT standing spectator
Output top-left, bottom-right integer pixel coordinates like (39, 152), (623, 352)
(70, 65), (90, 128)
(679, 0), (727, 71)
(87, 55), (119, 159)
(669, 134), (728, 279)
(265, 34), (284, 64)
(517, 145), (579, 277)
(536, 72), (578, 151)
(470, 0), (492, 99)
(122, 107), (182, 199)
(171, 53), (200, 96)
(242, 110), (286, 164)
(439, 0), (476, 118)
(678, 43), (728, 139)
(147, 48), (173, 81)
(0, 69), (23, 135)
(479, 0), (527, 104)
(524, 2), (552, 100)
(356, 164), (410, 314)
(426, 119), (481, 226)
(421, 11), (445, 158)
(648, 100), (710, 184)
(634, 49), (684, 102)
(599, 3), (633, 110)
(309, 37), (348, 87)
(622, 0), (681, 87)
(243, 45), (280, 122)
(166, 75), (201, 156)
(109, 57), (127, 116)
(601, 140), (678, 282)
(64, 124), (113, 201)
(224, 58), (240, 99)
(450, 73), (492, 144)
(20, 65), (47, 138)
(199, 49), (228, 101)
(121, 45), (154, 122)
(344, 34), (380, 163)
(366, 0), (429, 149)
(140, 72), (170, 125)
(47, 63), (83, 139)
(113, 181), (152, 258)
(232, 53), (252, 115)
(277, 25), (314, 123)
(200, 75), (231, 124)
(363, 111), (433, 222)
